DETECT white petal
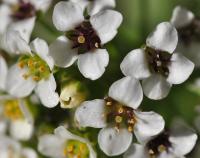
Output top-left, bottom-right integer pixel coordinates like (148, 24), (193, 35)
(30, 38), (54, 70)
(169, 120), (198, 156)
(1, 29), (31, 55)
(6, 64), (36, 97)
(108, 76), (143, 109)
(49, 36), (78, 68)
(142, 74), (172, 100)
(35, 75), (59, 108)
(75, 99), (107, 128)
(98, 127), (132, 156)
(123, 143), (148, 158)
(134, 111), (165, 144)
(70, 0), (89, 11)
(177, 41), (200, 68)
(0, 119), (7, 135)
(90, 9), (122, 44)
(10, 120), (33, 141)
(87, 0), (116, 15)
(0, 56), (8, 91)
(0, 4), (11, 35)
(170, 6), (194, 28)
(8, 17), (36, 42)
(53, 1), (84, 31)
(146, 22), (178, 53)
(21, 148), (38, 158)
(167, 53), (194, 84)
(38, 134), (65, 157)
(77, 49), (109, 80)
(120, 49), (151, 79)
(29, 0), (52, 12)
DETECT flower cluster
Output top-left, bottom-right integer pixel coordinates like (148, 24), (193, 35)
(0, 1), (199, 158)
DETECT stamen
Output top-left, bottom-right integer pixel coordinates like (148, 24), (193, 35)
(118, 107), (124, 114)
(78, 35), (86, 44)
(158, 144), (166, 152)
(128, 126), (133, 132)
(115, 116), (123, 123)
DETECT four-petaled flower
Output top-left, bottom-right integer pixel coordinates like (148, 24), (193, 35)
(38, 126), (96, 158)
(171, 6), (200, 68)
(75, 77), (165, 156)
(120, 22), (194, 100)
(49, 1), (122, 80)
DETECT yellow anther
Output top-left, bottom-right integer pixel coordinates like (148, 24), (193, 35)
(128, 118), (135, 124)
(128, 126), (133, 132)
(67, 145), (74, 153)
(118, 107), (124, 114)
(148, 149), (154, 155)
(18, 61), (25, 69)
(158, 144), (166, 153)
(106, 101), (112, 106)
(28, 59), (34, 67)
(95, 42), (99, 48)
(115, 116), (123, 123)
(22, 74), (29, 80)
(39, 66), (45, 72)
(78, 35), (85, 44)
(33, 76), (40, 81)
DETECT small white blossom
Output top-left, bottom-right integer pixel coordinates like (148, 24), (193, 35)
(75, 77), (165, 156)
(5, 36), (59, 108)
(120, 22), (194, 100)
(38, 126), (96, 158)
(171, 6), (200, 68)
(0, 135), (38, 158)
(70, 0), (116, 16)
(0, 0), (52, 51)
(124, 119), (197, 158)
(50, 1), (122, 80)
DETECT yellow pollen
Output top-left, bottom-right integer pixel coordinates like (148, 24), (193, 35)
(33, 76), (40, 81)
(22, 74), (29, 80)
(128, 118), (135, 124)
(118, 107), (124, 114)
(28, 59), (34, 67)
(128, 126), (133, 132)
(106, 101), (112, 106)
(67, 145), (74, 153)
(148, 149), (154, 155)
(78, 35), (85, 44)
(3, 100), (23, 120)
(95, 42), (99, 48)
(115, 116), (123, 123)
(18, 61), (25, 69)
(39, 66), (45, 72)
(158, 144), (166, 153)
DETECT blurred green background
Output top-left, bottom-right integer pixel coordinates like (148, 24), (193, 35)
(30, 0), (200, 157)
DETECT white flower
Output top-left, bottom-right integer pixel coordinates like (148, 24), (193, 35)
(50, 1), (122, 80)
(70, 0), (116, 16)
(5, 37), (59, 108)
(124, 119), (197, 158)
(0, 0), (52, 50)
(0, 135), (38, 158)
(120, 22), (194, 100)
(170, 6), (200, 68)
(75, 77), (165, 156)
(0, 98), (34, 141)
(38, 126), (96, 158)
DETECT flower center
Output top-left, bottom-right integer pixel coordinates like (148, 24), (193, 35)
(18, 55), (50, 82)
(178, 17), (200, 44)
(147, 131), (171, 157)
(66, 21), (101, 54)
(11, 0), (36, 20)
(3, 100), (24, 120)
(104, 97), (137, 132)
(145, 47), (171, 77)
(63, 140), (89, 158)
